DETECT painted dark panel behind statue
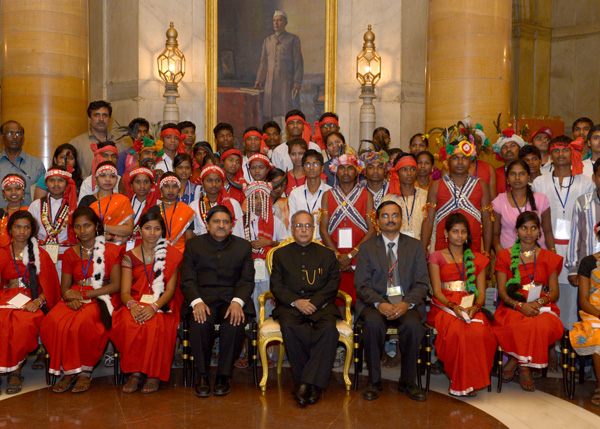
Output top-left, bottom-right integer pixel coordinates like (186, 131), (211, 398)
(217, 0), (326, 138)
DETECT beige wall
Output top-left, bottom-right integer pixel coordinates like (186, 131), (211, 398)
(89, 0), (427, 151)
(549, 0), (600, 134)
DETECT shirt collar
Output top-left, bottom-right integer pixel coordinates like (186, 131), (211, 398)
(382, 233), (400, 248)
(0, 149), (24, 161)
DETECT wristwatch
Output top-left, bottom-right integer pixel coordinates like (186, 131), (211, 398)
(347, 252), (354, 260)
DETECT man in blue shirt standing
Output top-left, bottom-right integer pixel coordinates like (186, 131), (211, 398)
(0, 120), (46, 208)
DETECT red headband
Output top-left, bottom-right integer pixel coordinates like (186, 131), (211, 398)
(286, 115), (313, 144)
(549, 137), (584, 175)
(388, 156), (418, 195)
(393, 157), (418, 170)
(160, 128), (187, 155)
(2, 175), (25, 190)
(313, 116), (339, 150)
(247, 153), (273, 169)
(220, 148), (243, 162)
(130, 167), (154, 180)
(90, 143), (118, 189)
(95, 164), (118, 177)
(286, 115), (305, 125)
(244, 130), (269, 155)
(200, 165), (226, 181)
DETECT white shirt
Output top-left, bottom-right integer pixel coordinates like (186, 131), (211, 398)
(540, 159), (594, 179)
(131, 196), (147, 225)
(248, 212), (289, 242)
(78, 175), (121, 203)
(191, 196), (245, 238)
(28, 196), (70, 251)
(156, 153), (174, 173)
(288, 182), (331, 241)
(241, 155), (252, 183)
(271, 140), (322, 172)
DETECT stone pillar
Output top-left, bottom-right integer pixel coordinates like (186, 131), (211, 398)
(1, 0), (89, 166)
(425, 0), (512, 135)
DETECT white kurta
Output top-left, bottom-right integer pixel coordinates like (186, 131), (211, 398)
(271, 140), (322, 172)
(288, 182), (331, 241)
(532, 173), (595, 330)
(78, 175), (121, 203)
(191, 196), (245, 239)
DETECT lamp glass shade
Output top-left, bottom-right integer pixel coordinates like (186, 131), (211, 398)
(157, 46), (186, 85)
(356, 49), (381, 87)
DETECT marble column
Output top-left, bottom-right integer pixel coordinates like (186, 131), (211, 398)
(425, 0), (512, 135)
(1, 0), (89, 166)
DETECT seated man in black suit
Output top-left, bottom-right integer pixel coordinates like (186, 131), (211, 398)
(354, 200), (429, 401)
(180, 205), (255, 398)
(270, 210), (341, 407)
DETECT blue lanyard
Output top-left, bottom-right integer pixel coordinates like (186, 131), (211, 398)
(448, 247), (465, 282)
(552, 174), (574, 215)
(131, 197), (145, 224)
(11, 245), (29, 282)
(400, 189), (417, 223)
(141, 246), (155, 287)
(97, 194), (113, 223)
(162, 202), (177, 239)
(79, 245), (94, 279)
(48, 197), (64, 225)
(520, 249), (537, 283)
(6, 156), (32, 180)
(305, 188), (323, 214)
(510, 190), (527, 214)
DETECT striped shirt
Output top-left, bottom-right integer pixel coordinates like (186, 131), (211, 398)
(566, 190), (600, 275)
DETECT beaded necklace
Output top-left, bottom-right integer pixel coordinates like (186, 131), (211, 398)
(40, 197), (69, 244)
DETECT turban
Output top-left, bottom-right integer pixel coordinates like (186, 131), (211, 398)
(549, 137), (584, 175)
(388, 156), (418, 195)
(160, 128), (187, 154)
(286, 115), (313, 144)
(329, 154), (364, 174)
(220, 148), (243, 163)
(243, 130), (269, 155)
(132, 136), (165, 158)
(493, 129), (526, 154)
(439, 139), (477, 161)
(89, 143), (118, 190)
(361, 150), (389, 165)
(247, 153), (273, 170)
(313, 116), (339, 150)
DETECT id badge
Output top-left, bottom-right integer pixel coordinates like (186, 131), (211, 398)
(46, 244), (60, 264)
(254, 259), (267, 281)
(387, 286), (403, 305)
(555, 218), (571, 240)
(140, 294), (154, 304)
(338, 228), (353, 249)
(126, 238), (136, 251)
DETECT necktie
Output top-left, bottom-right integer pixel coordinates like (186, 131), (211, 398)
(388, 242), (400, 287)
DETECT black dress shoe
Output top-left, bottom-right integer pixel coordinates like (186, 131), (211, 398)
(308, 385), (322, 405)
(213, 375), (231, 396)
(361, 380), (383, 401)
(398, 381), (427, 402)
(194, 376), (211, 398)
(293, 383), (310, 408)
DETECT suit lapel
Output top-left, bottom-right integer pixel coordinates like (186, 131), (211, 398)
(375, 235), (388, 273)
(396, 234), (407, 285)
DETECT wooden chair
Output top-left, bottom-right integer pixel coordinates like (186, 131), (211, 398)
(45, 348), (122, 386)
(258, 237), (354, 391)
(561, 329), (578, 399)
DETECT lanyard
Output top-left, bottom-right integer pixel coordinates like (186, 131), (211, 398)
(448, 247), (466, 282)
(552, 174), (574, 215)
(97, 194), (113, 223)
(305, 188), (323, 214)
(291, 171), (302, 188)
(5, 156), (32, 180)
(520, 249), (537, 283)
(400, 190), (417, 223)
(161, 159), (170, 172)
(131, 196), (145, 224)
(48, 197), (65, 225)
(162, 202), (177, 239)
(11, 245), (29, 282)
(141, 246), (155, 287)
(79, 245), (94, 279)
(510, 190), (527, 214)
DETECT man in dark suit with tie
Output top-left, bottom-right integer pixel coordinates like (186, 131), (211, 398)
(180, 205), (255, 398)
(354, 200), (429, 401)
(270, 210), (341, 407)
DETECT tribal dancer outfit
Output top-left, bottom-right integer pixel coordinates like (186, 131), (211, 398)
(111, 241), (183, 381)
(41, 238), (124, 376)
(427, 251), (496, 396)
(0, 240), (60, 372)
(147, 202), (195, 254)
(570, 254), (600, 356)
(493, 248), (564, 368)
(0, 175), (28, 248)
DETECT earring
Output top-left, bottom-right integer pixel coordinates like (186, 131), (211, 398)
(445, 236), (448, 243)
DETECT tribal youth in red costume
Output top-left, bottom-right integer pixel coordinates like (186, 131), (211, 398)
(220, 149), (246, 205)
(494, 211), (563, 392)
(427, 213), (496, 396)
(111, 212), (183, 393)
(41, 207), (124, 394)
(0, 211), (60, 394)
(0, 174), (29, 248)
(320, 154), (376, 303)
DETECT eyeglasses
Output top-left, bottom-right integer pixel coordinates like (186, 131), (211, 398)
(303, 161), (321, 168)
(321, 123), (337, 129)
(293, 223), (314, 230)
(379, 213), (400, 220)
(4, 131), (23, 138)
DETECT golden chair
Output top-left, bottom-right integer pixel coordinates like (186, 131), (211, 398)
(258, 237), (353, 391)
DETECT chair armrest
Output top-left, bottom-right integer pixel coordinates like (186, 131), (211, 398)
(258, 291), (274, 326)
(337, 290), (352, 324)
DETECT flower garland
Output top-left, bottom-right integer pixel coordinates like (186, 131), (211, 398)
(463, 248), (478, 296)
(90, 235), (114, 315)
(199, 195), (211, 225)
(21, 237), (41, 275)
(41, 198), (69, 243)
(150, 238), (168, 305)
(505, 239), (525, 302)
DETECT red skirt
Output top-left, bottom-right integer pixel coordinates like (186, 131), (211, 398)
(427, 291), (497, 395)
(40, 300), (109, 375)
(0, 288), (44, 372)
(493, 302), (563, 367)
(110, 306), (179, 381)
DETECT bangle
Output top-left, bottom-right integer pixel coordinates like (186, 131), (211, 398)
(537, 298), (545, 306)
(150, 303), (159, 313)
(549, 247), (556, 252)
(482, 251), (491, 258)
(515, 302), (524, 311)
(126, 299), (137, 310)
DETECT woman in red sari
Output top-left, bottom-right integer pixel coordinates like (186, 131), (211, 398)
(146, 172), (195, 254)
(41, 207), (124, 393)
(494, 211), (563, 392)
(0, 211), (60, 393)
(79, 161), (134, 246)
(111, 211), (182, 393)
(0, 174), (29, 248)
(427, 212), (496, 396)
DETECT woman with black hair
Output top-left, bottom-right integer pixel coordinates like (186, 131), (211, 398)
(33, 143), (83, 201)
(41, 207), (124, 394)
(174, 153), (201, 204)
(111, 211), (183, 394)
(492, 160), (555, 254)
(494, 211), (563, 392)
(427, 213), (496, 396)
(0, 174), (29, 248)
(0, 211), (60, 394)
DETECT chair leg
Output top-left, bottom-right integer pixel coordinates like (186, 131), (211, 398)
(113, 350), (120, 385)
(561, 329), (572, 399)
(190, 355), (195, 388)
(353, 324), (362, 391)
(182, 320), (189, 387)
(251, 321), (259, 388)
(425, 328), (432, 393)
(45, 353), (51, 386)
(417, 340), (423, 391)
(259, 338), (273, 391)
(277, 343), (285, 375)
(496, 346), (503, 393)
(342, 339), (353, 391)
(578, 355), (586, 385)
